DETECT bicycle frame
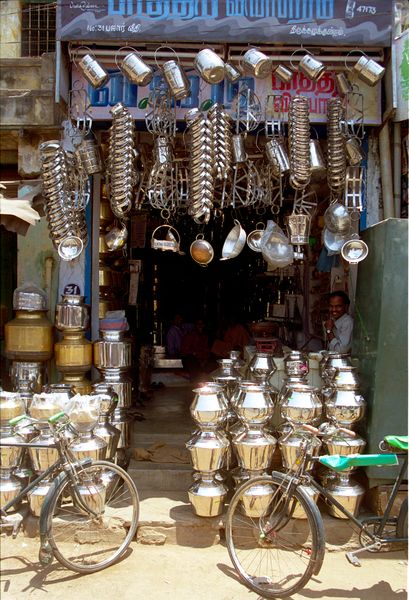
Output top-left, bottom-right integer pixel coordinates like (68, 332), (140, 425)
(0, 435), (99, 521)
(299, 451), (408, 546)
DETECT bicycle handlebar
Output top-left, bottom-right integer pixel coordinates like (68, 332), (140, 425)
(337, 426), (356, 438)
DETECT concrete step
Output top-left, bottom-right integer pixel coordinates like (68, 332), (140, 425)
(129, 460), (193, 491)
(137, 491), (362, 549)
(131, 432), (189, 449)
(137, 492), (221, 546)
(18, 488), (364, 551)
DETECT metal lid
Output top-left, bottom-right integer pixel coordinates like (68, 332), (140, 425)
(13, 285), (47, 311)
(58, 236), (84, 261)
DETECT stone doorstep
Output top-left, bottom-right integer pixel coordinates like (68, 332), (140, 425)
(12, 492), (364, 552)
(131, 433), (191, 448)
(128, 460), (193, 492)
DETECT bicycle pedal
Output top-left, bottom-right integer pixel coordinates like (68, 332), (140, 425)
(346, 552), (361, 567)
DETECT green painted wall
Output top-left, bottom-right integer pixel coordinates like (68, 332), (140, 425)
(353, 218), (408, 485)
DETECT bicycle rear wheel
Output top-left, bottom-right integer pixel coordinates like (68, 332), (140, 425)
(225, 473), (325, 599)
(46, 460), (139, 573)
(397, 498), (408, 540)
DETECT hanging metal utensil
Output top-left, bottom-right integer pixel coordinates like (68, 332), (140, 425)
(220, 219), (246, 261)
(190, 234), (214, 266)
(288, 95), (311, 190)
(151, 224), (181, 253)
(247, 223), (265, 252)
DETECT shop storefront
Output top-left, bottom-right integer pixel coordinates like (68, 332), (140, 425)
(1, 0), (407, 527)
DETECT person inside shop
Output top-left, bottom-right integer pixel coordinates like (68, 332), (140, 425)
(324, 291), (354, 353)
(180, 318), (215, 381)
(211, 313), (251, 358)
(166, 313), (186, 358)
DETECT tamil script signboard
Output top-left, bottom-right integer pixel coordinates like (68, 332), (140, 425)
(71, 68), (382, 124)
(58, 0), (392, 46)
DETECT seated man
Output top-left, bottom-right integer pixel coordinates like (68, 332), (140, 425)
(324, 291), (354, 353)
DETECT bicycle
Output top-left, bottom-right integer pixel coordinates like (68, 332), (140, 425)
(225, 421), (408, 599)
(0, 411), (139, 574)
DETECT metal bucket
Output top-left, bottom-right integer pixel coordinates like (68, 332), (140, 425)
(353, 55), (385, 87)
(242, 48), (271, 79)
(194, 48), (225, 84)
(77, 52), (109, 89)
(287, 214), (311, 245)
(273, 64), (293, 83)
(265, 138), (290, 174)
(298, 52), (325, 81)
(117, 48), (153, 86)
(225, 62), (242, 83)
(162, 60), (190, 100)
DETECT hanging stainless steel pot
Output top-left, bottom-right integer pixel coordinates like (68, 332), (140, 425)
(225, 62), (242, 83)
(352, 53), (385, 87)
(265, 138), (290, 175)
(291, 49), (325, 81)
(116, 47), (153, 86)
(242, 48), (271, 79)
(75, 49), (109, 89)
(335, 72), (353, 96)
(156, 46), (191, 100)
(220, 219), (246, 261)
(194, 48), (225, 84)
(273, 64), (293, 84)
(232, 134), (247, 164)
(324, 202), (351, 234)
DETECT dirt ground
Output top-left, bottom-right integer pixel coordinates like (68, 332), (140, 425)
(0, 536), (407, 600)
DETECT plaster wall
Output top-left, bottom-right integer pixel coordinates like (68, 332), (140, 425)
(0, 1), (21, 59)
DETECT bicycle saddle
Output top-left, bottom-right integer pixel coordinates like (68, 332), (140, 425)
(384, 435), (408, 451)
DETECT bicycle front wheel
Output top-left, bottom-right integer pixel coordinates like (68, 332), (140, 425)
(46, 460), (139, 573)
(225, 473), (325, 599)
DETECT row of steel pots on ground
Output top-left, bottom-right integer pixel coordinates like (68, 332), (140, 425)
(0, 385), (121, 515)
(186, 350), (367, 518)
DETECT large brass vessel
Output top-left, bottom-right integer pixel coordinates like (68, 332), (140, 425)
(5, 311), (53, 361)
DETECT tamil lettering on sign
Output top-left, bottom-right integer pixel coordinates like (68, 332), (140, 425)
(58, 0), (392, 46)
(72, 68), (382, 124)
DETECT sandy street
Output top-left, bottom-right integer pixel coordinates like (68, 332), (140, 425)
(0, 536), (407, 600)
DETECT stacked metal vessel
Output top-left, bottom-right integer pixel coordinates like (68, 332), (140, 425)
(0, 392), (26, 509)
(186, 349), (367, 520)
(4, 285), (53, 406)
(319, 353), (367, 518)
(54, 294), (92, 394)
(93, 329), (133, 466)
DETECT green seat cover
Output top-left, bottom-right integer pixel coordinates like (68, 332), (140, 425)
(319, 453), (399, 472)
(384, 435), (408, 451)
